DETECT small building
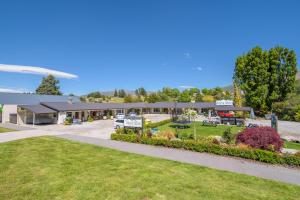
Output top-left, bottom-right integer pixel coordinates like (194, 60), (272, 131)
(0, 92), (253, 125)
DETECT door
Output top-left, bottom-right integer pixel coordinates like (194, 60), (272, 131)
(9, 114), (17, 124)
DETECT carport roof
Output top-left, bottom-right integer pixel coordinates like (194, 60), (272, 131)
(19, 104), (57, 114)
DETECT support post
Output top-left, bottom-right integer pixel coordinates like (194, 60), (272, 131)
(33, 112), (35, 126)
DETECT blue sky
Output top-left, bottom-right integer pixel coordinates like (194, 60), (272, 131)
(0, 0), (299, 95)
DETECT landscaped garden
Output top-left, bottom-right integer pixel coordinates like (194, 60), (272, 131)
(113, 118), (300, 167)
(0, 127), (13, 133)
(157, 121), (243, 137)
(1, 137), (300, 200)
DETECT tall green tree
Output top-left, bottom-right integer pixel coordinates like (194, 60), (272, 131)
(135, 87), (147, 96)
(118, 89), (126, 98)
(234, 46), (297, 113)
(36, 75), (62, 95)
(113, 89), (118, 97)
(268, 47), (297, 106)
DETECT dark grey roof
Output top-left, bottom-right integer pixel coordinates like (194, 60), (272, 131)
(19, 104), (57, 114)
(0, 92), (80, 105)
(40, 101), (239, 112)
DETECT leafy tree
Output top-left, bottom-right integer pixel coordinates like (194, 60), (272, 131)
(195, 93), (203, 102)
(268, 47), (297, 106)
(201, 88), (211, 95)
(234, 46), (297, 113)
(296, 80), (300, 95)
(36, 75), (62, 95)
(178, 90), (191, 102)
(233, 82), (242, 107)
(202, 95), (215, 102)
(87, 91), (102, 98)
(124, 94), (133, 103)
(234, 46), (272, 112)
(146, 93), (160, 103)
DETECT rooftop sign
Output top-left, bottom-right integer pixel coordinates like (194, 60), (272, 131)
(216, 100), (233, 106)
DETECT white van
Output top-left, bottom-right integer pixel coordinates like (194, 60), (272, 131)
(114, 119), (124, 129)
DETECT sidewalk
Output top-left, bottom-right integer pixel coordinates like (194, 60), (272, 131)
(57, 134), (300, 186)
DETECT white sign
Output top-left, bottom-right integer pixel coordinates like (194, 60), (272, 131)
(124, 118), (143, 128)
(216, 100), (233, 106)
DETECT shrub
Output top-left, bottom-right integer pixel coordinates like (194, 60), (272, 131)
(110, 133), (300, 167)
(64, 117), (73, 125)
(144, 119), (172, 128)
(87, 116), (94, 122)
(222, 127), (235, 144)
(295, 152), (300, 158)
(154, 130), (176, 140)
(115, 128), (135, 135)
(236, 127), (283, 152)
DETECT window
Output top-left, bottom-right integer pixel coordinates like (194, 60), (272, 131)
(154, 108), (160, 113)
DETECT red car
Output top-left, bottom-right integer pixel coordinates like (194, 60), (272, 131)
(217, 111), (234, 118)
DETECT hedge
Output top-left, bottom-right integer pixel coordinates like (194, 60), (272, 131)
(144, 119), (172, 129)
(111, 133), (300, 167)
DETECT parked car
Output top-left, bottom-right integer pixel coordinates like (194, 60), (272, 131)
(114, 119), (124, 129)
(128, 112), (137, 117)
(116, 113), (125, 119)
(217, 111), (234, 118)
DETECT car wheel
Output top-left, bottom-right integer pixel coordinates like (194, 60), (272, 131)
(116, 125), (120, 129)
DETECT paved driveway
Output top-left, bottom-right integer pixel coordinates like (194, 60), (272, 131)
(33, 120), (115, 139)
(0, 120), (115, 143)
(247, 119), (300, 139)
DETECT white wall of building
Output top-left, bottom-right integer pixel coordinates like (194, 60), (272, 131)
(58, 112), (67, 124)
(2, 104), (17, 123)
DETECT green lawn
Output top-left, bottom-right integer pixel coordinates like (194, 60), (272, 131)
(285, 141), (300, 150)
(0, 127), (13, 133)
(157, 122), (243, 137)
(1, 137), (300, 200)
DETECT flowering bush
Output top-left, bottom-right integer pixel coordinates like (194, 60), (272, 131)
(154, 130), (176, 140)
(236, 127), (283, 152)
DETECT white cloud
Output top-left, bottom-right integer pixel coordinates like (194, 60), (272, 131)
(0, 64), (78, 79)
(0, 87), (25, 93)
(184, 52), (191, 59)
(196, 67), (202, 71)
(179, 85), (195, 89)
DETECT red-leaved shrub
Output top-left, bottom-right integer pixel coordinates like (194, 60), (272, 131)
(236, 127), (283, 152)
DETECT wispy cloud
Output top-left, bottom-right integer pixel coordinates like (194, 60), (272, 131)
(196, 67), (202, 71)
(179, 85), (195, 89)
(0, 64), (78, 79)
(0, 87), (26, 93)
(184, 52), (191, 59)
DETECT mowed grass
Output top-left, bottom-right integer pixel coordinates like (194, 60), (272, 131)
(0, 127), (13, 133)
(285, 141), (300, 150)
(1, 137), (300, 200)
(157, 122), (243, 137)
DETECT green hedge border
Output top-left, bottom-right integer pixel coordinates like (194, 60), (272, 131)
(111, 133), (300, 167)
(144, 119), (172, 129)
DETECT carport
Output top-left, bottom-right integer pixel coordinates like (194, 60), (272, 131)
(18, 105), (58, 125)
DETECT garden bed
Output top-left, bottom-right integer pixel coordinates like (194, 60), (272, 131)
(111, 133), (300, 167)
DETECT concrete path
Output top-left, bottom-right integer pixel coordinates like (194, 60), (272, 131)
(0, 129), (63, 143)
(0, 123), (34, 131)
(57, 134), (300, 186)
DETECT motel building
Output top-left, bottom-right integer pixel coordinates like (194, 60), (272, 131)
(0, 92), (252, 126)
